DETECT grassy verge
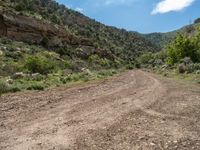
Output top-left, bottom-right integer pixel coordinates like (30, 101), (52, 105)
(0, 37), (127, 96)
(0, 68), (125, 96)
(145, 67), (200, 85)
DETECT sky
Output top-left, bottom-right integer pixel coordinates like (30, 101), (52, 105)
(57, 0), (200, 33)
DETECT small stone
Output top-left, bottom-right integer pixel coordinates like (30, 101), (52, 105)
(2, 47), (7, 51)
(173, 140), (178, 143)
(0, 123), (4, 127)
(150, 142), (156, 146)
(6, 79), (13, 84)
(16, 47), (21, 51)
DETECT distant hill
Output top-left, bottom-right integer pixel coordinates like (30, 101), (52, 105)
(142, 23), (200, 49)
(141, 31), (177, 49)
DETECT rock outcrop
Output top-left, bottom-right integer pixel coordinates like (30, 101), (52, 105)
(0, 11), (115, 60)
(0, 11), (93, 47)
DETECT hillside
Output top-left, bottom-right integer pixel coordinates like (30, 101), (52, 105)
(0, 0), (160, 94)
(141, 31), (177, 49)
(2, 0), (199, 94)
(142, 23), (200, 49)
(0, 0), (158, 62)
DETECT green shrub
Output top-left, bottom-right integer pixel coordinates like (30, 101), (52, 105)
(27, 83), (44, 91)
(25, 55), (57, 74)
(137, 52), (154, 65)
(9, 86), (21, 93)
(60, 73), (82, 83)
(97, 70), (117, 77)
(0, 62), (22, 75)
(88, 54), (100, 63)
(154, 50), (167, 61)
(0, 80), (22, 95)
(134, 62), (141, 69)
(99, 58), (111, 67)
(15, 4), (24, 11)
(31, 74), (44, 81)
(88, 54), (111, 67)
(125, 64), (134, 70)
(166, 29), (200, 65)
(0, 81), (9, 95)
(187, 63), (200, 73)
(60, 77), (67, 84)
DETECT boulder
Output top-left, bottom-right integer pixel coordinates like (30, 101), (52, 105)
(31, 73), (41, 77)
(178, 63), (187, 73)
(16, 47), (21, 51)
(183, 57), (192, 65)
(31, 73), (43, 81)
(63, 69), (73, 75)
(12, 72), (26, 79)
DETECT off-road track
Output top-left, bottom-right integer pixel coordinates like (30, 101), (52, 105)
(1, 70), (200, 150)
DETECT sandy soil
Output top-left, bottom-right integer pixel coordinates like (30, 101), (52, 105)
(1, 70), (200, 150)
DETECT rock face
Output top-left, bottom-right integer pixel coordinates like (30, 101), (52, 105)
(0, 11), (92, 47)
(0, 11), (115, 60)
(76, 46), (113, 60)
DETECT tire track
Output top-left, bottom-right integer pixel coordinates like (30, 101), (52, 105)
(1, 70), (200, 150)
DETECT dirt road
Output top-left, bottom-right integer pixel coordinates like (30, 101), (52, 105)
(1, 70), (200, 150)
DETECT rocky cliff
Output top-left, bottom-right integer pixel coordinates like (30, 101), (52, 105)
(0, 11), (93, 47)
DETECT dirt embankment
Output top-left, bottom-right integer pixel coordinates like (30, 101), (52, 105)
(0, 70), (200, 150)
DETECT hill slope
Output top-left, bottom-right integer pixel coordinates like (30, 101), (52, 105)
(142, 23), (200, 49)
(0, 0), (160, 93)
(0, 0), (158, 63)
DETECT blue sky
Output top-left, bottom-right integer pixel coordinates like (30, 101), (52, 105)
(57, 0), (200, 33)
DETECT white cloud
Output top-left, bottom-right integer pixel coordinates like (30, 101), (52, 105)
(152, 0), (195, 15)
(75, 7), (84, 13)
